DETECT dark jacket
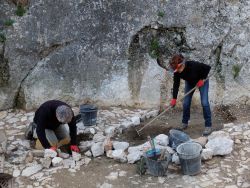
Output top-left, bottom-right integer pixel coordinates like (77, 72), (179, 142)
(172, 61), (211, 99)
(34, 100), (77, 149)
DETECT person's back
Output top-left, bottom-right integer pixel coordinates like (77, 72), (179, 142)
(34, 100), (70, 130)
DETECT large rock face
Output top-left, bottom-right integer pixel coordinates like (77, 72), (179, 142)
(0, 0), (250, 110)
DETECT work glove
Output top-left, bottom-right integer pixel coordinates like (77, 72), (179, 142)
(50, 146), (57, 151)
(170, 99), (177, 107)
(70, 145), (80, 153)
(196, 80), (204, 88)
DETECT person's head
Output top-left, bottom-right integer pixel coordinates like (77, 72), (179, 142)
(169, 54), (184, 72)
(56, 105), (73, 124)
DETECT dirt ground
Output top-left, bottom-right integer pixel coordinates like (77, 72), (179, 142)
(53, 104), (250, 188)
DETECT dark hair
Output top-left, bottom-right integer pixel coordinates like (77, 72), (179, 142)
(170, 54), (184, 65)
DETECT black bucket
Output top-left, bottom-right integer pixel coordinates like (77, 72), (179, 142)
(79, 104), (98, 126)
(176, 142), (202, 175)
(144, 151), (171, 176)
(169, 129), (190, 149)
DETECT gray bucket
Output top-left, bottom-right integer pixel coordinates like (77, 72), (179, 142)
(176, 142), (202, 175)
(144, 152), (171, 176)
(169, 129), (190, 149)
(79, 104), (98, 126)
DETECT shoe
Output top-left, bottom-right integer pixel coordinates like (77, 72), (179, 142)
(177, 123), (188, 130)
(25, 123), (33, 140)
(25, 122), (37, 140)
(203, 127), (212, 136)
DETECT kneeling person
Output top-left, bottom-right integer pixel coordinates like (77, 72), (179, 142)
(32, 100), (80, 153)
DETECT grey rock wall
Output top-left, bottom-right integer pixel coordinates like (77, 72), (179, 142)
(0, 0), (250, 110)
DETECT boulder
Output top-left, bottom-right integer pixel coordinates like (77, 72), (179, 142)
(201, 148), (213, 161)
(154, 134), (169, 146)
(113, 141), (129, 151)
(52, 157), (63, 167)
(205, 137), (234, 156)
(41, 157), (52, 168)
(131, 116), (141, 126)
(22, 164), (43, 177)
(127, 152), (142, 164)
(44, 149), (57, 158)
(91, 142), (104, 157)
(72, 152), (81, 161)
(112, 150), (127, 163)
(208, 131), (230, 140)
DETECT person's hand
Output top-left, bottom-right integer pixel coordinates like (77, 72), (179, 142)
(70, 145), (80, 153)
(170, 99), (177, 107)
(196, 80), (204, 88)
(50, 146), (57, 151)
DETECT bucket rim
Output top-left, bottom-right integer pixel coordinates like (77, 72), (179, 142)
(169, 129), (190, 141)
(176, 142), (202, 156)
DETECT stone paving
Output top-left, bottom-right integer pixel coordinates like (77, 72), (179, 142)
(0, 108), (249, 188)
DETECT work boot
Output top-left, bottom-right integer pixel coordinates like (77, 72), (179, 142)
(177, 123), (188, 130)
(203, 127), (212, 136)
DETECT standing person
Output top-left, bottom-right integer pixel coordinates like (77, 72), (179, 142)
(169, 54), (212, 136)
(26, 100), (80, 153)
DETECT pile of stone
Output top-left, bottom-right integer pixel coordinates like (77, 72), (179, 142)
(76, 109), (159, 161)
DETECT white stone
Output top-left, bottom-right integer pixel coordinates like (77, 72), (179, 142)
(131, 116), (141, 126)
(84, 150), (92, 157)
(223, 123), (234, 128)
(52, 157), (63, 167)
(118, 171), (127, 177)
(112, 149), (127, 163)
(32, 150), (44, 157)
(41, 157), (52, 168)
(205, 137), (234, 156)
(113, 141), (129, 151)
(235, 139), (241, 144)
(72, 151), (81, 161)
(105, 172), (118, 180)
(79, 141), (94, 152)
(21, 116), (27, 122)
(100, 183), (113, 188)
(127, 152), (142, 163)
(93, 133), (106, 143)
(104, 126), (116, 136)
(120, 121), (133, 129)
(154, 134), (169, 146)
(145, 110), (158, 119)
(58, 151), (70, 159)
(106, 150), (113, 158)
(89, 128), (96, 134)
(91, 142), (104, 157)
(201, 148), (213, 161)
(0, 111), (7, 119)
(44, 149), (57, 158)
(13, 169), (21, 177)
(7, 117), (19, 124)
(172, 153), (180, 165)
(22, 164), (43, 177)
(84, 157), (91, 165)
(208, 131), (230, 140)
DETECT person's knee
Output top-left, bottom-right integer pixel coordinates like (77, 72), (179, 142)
(183, 101), (191, 108)
(201, 100), (210, 107)
(58, 136), (70, 147)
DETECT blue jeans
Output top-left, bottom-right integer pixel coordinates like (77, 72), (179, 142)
(182, 80), (212, 127)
